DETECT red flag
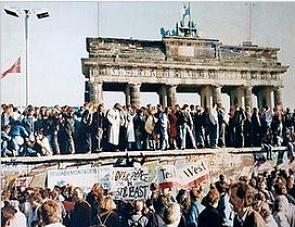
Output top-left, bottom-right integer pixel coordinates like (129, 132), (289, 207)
(1, 57), (21, 78)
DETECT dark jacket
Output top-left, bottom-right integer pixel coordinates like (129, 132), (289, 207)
(92, 111), (106, 138)
(96, 211), (122, 227)
(198, 205), (222, 227)
(86, 192), (101, 225)
(71, 200), (91, 227)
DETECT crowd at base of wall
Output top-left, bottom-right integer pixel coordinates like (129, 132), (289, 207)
(2, 155), (295, 227)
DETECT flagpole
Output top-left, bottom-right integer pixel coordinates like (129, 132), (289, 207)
(25, 10), (29, 107)
(4, 7), (49, 107)
(189, 2), (192, 37)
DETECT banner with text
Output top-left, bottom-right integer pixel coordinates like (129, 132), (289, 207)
(111, 167), (150, 200)
(47, 167), (99, 192)
(178, 160), (209, 188)
(157, 164), (178, 189)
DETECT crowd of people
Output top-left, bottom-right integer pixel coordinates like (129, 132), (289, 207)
(1, 102), (295, 157)
(2, 166), (295, 227)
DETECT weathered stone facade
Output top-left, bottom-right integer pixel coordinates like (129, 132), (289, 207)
(81, 12), (288, 109)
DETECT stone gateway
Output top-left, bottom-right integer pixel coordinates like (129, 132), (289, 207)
(81, 8), (288, 110)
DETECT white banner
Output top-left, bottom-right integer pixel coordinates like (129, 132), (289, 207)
(178, 160), (209, 185)
(111, 167), (150, 200)
(157, 164), (178, 189)
(47, 167), (99, 193)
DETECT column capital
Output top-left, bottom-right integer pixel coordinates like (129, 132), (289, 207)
(212, 83), (222, 88)
(273, 85), (284, 90)
(243, 85), (253, 90)
(128, 83), (141, 88)
(167, 84), (178, 88)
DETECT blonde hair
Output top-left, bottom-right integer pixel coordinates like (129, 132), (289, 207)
(101, 195), (116, 211)
(40, 200), (60, 225)
(133, 200), (144, 212)
(166, 202), (181, 224)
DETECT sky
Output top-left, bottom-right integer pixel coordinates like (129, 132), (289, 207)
(1, 1), (295, 110)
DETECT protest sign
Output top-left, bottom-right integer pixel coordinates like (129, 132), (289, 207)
(157, 164), (178, 189)
(47, 167), (99, 192)
(112, 167), (150, 200)
(178, 160), (209, 187)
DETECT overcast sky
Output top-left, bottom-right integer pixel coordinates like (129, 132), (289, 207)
(1, 1), (295, 110)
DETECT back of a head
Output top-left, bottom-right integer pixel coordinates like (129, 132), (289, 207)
(101, 195), (116, 212)
(165, 202), (181, 225)
(206, 188), (220, 206)
(182, 104), (189, 110)
(153, 194), (169, 213)
(40, 200), (60, 225)
(231, 182), (255, 207)
(114, 103), (122, 111)
(1, 202), (16, 227)
(217, 181), (230, 194)
(41, 188), (51, 200)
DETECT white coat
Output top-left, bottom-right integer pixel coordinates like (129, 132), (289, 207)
(127, 114), (135, 142)
(106, 108), (121, 146)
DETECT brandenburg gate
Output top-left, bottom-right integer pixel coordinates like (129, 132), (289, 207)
(81, 8), (288, 109)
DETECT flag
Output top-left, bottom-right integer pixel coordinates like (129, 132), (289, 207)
(1, 57), (21, 78)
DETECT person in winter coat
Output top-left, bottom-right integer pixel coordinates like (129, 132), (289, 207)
(9, 120), (29, 156)
(105, 103), (122, 151)
(198, 188), (222, 227)
(157, 106), (169, 151)
(164, 202), (182, 227)
(230, 182), (265, 227)
(91, 104), (106, 152)
(168, 106), (179, 150)
(95, 195), (122, 227)
(187, 186), (205, 227)
(253, 200), (278, 227)
(273, 195), (292, 227)
(71, 187), (91, 227)
(207, 104), (219, 149)
(86, 183), (104, 225)
(133, 107), (146, 151)
(128, 200), (149, 227)
(217, 182), (234, 227)
(1, 202), (17, 227)
(80, 109), (93, 153)
(62, 107), (76, 154)
(1, 125), (14, 157)
(178, 104), (197, 150)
